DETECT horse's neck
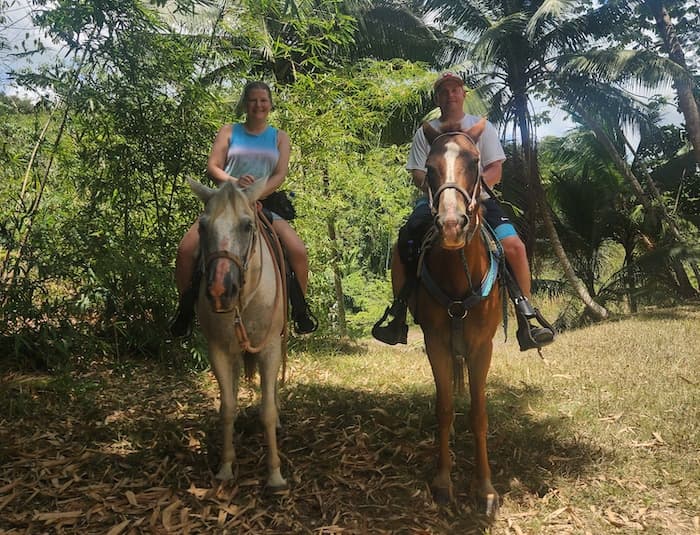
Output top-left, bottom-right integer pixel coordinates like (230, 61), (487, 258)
(427, 229), (488, 294)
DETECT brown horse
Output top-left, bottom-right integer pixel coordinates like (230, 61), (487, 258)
(391, 118), (502, 516)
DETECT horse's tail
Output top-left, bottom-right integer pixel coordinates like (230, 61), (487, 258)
(243, 352), (257, 383)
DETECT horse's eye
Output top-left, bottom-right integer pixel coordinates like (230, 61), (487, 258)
(241, 218), (254, 233)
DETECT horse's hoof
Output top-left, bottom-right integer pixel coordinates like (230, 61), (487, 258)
(215, 464), (234, 481)
(431, 485), (452, 505)
(266, 482), (290, 496)
(477, 492), (500, 518)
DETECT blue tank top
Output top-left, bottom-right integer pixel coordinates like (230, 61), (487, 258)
(224, 123), (279, 181)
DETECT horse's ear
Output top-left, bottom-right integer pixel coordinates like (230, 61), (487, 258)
(243, 177), (268, 203)
(465, 117), (487, 142)
(188, 178), (216, 203)
(423, 122), (440, 145)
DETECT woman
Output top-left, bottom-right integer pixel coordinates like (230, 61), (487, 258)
(170, 81), (316, 337)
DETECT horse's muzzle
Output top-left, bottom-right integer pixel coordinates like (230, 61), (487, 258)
(437, 212), (469, 249)
(206, 258), (240, 312)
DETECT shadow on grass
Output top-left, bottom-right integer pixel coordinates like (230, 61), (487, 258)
(261, 378), (603, 532)
(1, 355), (604, 534)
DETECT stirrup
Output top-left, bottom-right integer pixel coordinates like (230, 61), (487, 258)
(293, 304), (318, 334)
(515, 305), (555, 352)
(372, 303), (408, 345)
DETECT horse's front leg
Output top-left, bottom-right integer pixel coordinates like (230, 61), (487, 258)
(209, 345), (240, 481)
(258, 348), (288, 492)
(426, 336), (455, 504)
(467, 340), (498, 517)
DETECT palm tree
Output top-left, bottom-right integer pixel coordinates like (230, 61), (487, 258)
(554, 69), (698, 297)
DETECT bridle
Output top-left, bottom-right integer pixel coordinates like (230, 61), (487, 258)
(200, 209), (284, 354)
(202, 219), (258, 309)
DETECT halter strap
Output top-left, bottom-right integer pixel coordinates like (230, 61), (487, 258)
(427, 131), (481, 214)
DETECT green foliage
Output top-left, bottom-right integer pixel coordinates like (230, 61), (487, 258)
(277, 61), (427, 333)
(3, 0), (699, 370)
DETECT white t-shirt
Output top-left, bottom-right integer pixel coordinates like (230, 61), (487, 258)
(406, 115), (505, 173)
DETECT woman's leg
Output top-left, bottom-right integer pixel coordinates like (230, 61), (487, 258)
(272, 219), (308, 293)
(176, 221), (200, 295)
(170, 221), (199, 337)
(271, 219), (316, 333)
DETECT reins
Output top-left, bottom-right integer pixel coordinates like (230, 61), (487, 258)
(231, 214), (284, 355)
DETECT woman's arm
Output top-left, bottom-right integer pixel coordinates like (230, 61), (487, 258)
(206, 124), (237, 186)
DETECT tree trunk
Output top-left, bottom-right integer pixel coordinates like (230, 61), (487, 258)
(531, 163), (609, 319)
(646, 0), (700, 164)
(515, 93), (609, 319)
(514, 92), (537, 259)
(322, 169), (347, 336)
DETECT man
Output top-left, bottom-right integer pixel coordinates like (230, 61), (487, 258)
(372, 72), (555, 351)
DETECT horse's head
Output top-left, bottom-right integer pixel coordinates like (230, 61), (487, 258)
(423, 118), (486, 250)
(189, 178), (267, 312)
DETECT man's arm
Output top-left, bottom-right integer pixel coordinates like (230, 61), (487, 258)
(481, 159), (504, 189)
(411, 169), (428, 193)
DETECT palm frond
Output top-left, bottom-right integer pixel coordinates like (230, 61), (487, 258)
(558, 49), (690, 92)
(553, 72), (662, 137)
(419, 0), (493, 36)
(525, 0), (575, 39)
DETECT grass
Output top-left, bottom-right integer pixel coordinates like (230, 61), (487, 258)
(0, 305), (698, 533)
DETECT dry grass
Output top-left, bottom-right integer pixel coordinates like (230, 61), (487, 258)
(1, 305), (699, 534)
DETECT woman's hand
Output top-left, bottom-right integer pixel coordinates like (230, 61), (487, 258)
(238, 174), (256, 187)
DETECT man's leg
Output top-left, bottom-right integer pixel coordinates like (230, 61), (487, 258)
(372, 200), (432, 345)
(484, 198), (554, 351)
(372, 245), (410, 344)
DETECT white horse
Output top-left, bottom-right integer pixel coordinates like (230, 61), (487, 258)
(189, 178), (287, 492)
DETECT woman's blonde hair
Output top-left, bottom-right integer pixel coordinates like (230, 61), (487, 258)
(235, 81), (274, 117)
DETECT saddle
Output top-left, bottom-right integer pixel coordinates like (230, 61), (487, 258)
(257, 207), (318, 334)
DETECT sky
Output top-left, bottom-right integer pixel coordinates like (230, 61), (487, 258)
(0, 0), (51, 96)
